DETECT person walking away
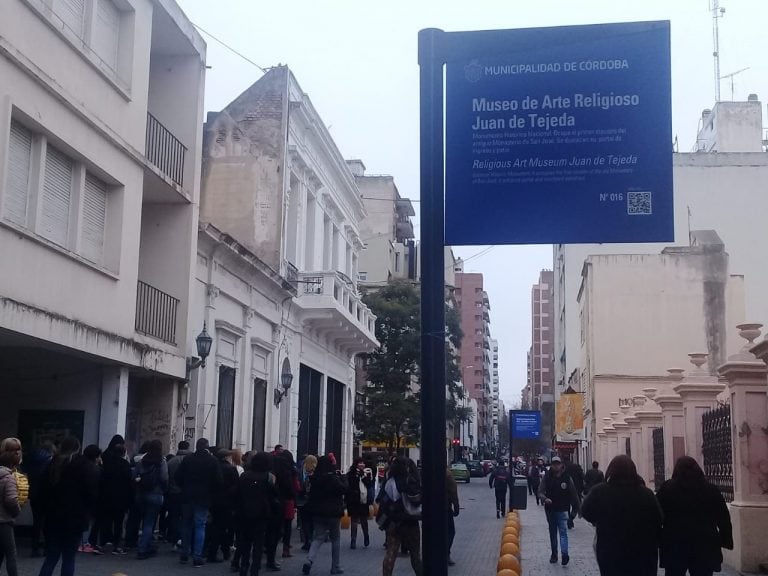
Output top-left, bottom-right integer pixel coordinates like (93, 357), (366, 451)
(123, 441), (150, 550)
(135, 439), (168, 559)
(79, 445), (103, 553)
(297, 455), (317, 551)
(581, 455), (662, 576)
(97, 436), (132, 554)
(376, 457), (423, 576)
(166, 440), (192, 549)
(526, 460), (536, 495)
(527, 460), (541, 505)
(276, 451), (300, 558)
(656, 456), (733, 576)
(175, 438), (223, 567)
(235, 452), (279, 576)
(563, 456), (584, 529)
(489, 460), (509, 518)
(37, 436), (99, 576)
(301, 455), (347, 575)
(0, 438), (23, 576)
(346, 457), (373, 549)
(538, 456), (580, 566)
(583, 461), (605, 495)
(25, 441), (53, 558)
(446, 466), (460, 567)
(207, 449), (238, 564)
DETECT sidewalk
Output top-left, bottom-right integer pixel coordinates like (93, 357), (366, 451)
(518, 492), (744, 576)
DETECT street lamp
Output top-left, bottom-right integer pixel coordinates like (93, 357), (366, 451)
(186, 323), (213, 379)
(274, 361), (294, 407)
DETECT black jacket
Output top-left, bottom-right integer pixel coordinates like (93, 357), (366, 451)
(538, 470), (580, 514)
(174, 449), (223, 507)
(656, 479), (733, 571)
(581, 482), (662, 576)
(236, 471), (279, 522)
(583, 468), (604, 494)
(307, 472), (347, 518)
(40, 455), (100, 534)
(212, 459), (239, 512)
(99, 451), (133, 512)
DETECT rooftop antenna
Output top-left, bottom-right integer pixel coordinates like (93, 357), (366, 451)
(711, 0), (726, 102)
(720, 67), (750, 101)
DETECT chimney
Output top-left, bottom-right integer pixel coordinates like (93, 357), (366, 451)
(346, 159), (366, 177)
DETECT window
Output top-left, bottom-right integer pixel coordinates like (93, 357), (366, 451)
(3, 121), (33, 226)
(80, 173), (107, 263)
(358, 271), (368, 282)
(93, 0), (120, 72)
(41, 145), (74, 247)
(57, 0), (86, 38)
(2, 119), (117, 269)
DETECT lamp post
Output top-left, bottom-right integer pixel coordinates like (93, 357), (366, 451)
(186, 323), (213, 380)
(274, 364), (294, 407)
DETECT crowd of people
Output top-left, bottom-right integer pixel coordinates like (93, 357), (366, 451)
(0, 435), (434, 576)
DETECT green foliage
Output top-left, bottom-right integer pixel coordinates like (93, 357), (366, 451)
(356, 281), (471, 451)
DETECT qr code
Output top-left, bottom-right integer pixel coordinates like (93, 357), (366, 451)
(627, 191), (652, 215)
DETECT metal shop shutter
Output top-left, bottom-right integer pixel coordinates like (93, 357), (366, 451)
(3, 121), (33, 226)
(80, 172), (107, 263)
(41, 145), (74, 247)
(57, 0), (86, 38)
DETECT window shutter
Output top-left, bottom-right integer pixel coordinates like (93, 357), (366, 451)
(3, 121), (33, 226)
(80, 173), (107, 264)
(57, 0), (86, 38)
(41, 146), (74, 247)
(93, 0), (120, 71)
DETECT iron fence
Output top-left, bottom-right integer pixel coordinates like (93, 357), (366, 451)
(146, 112), (186, 187)
(135, 280), (179, 344)
(702, 404), (734, 503)
(653, 427), (665, 489)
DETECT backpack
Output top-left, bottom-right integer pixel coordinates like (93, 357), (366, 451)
(136, 464), (159, 493)
(400, 470), (422, 519)
(493, 467), (509, 488)
(239, 472), (279, 520)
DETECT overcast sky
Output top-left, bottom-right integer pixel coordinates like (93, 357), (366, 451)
(176, 0), (768, 408)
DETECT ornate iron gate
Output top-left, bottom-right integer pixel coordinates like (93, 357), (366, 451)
(653, 427), (665, 488)
(701, 404), (734, 503)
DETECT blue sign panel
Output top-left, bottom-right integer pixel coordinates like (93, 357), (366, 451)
(445, 21), (673, 245)
(510, 410), (541, 439)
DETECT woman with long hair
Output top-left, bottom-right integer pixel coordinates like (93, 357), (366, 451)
(581, 455), (662, 576)
(656, 456), (733, 576)
(302, 455), (347, 575)
(37, 436), (98, 576)
(298, 455), (317, 551)
(0, 437), (23, 576)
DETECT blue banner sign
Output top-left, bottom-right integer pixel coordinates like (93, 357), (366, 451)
(445, 21), (673, 245)
(511, 410), (541, 439)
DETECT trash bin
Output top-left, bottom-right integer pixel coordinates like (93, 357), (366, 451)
(509, 475), (528, 510)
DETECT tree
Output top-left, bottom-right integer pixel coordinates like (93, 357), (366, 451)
(356, 281), (471, 452)
(356, 282), (421, 452)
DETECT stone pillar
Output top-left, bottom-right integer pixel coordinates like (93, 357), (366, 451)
(719, 324), (768, 573)
(624, 405), (643, 472)
(653, 371), (685, 481)
(674, 353), (725, 465)
(601, 417), (617, 464)
(595, 432), (607, 469)
(637, 389), (664, 489)
(612, 407), (631, 457)
(99, 367), (129, 448)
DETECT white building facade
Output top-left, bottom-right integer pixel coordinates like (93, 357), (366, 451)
(0, 0), (205, 454)
(196, 67), (377, 467)
(554, 98), (768, 457)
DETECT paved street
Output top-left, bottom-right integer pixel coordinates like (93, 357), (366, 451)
(12, 483), (747, 575)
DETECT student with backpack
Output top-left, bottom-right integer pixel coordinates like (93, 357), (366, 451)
(488, 460), (510, 518)
(135, 439), (168, 559)
(234, 452), (279, 576)
(377, 457), (423, 576)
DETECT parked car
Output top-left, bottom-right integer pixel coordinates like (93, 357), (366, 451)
(450, 462), (471, 483)
(466, 460), (485, 477)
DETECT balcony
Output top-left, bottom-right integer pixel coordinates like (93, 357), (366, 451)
(135, 281), (179, 344)
(146, 112), (187, 188)
(295, 271), (379, 354)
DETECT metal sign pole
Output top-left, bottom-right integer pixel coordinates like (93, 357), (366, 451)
(418, 27), (448, 576)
